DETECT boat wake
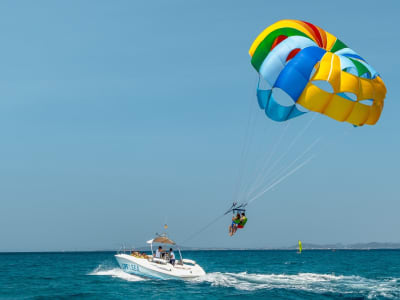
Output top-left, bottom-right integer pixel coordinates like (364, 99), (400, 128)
(88, 265), (146, 282)
(88, 265), (400, 298)
(191, 272), (400, 298)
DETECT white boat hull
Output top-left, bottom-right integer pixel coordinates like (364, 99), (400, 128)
(115, 254), (206, 280)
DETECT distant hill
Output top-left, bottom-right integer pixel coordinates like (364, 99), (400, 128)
(127, 242), (400, 252)
(3, 242), (400, 253)
(269, 242), (400, 250)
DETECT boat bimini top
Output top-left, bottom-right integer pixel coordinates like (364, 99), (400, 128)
(147, 234), (184, 263)
(147, 236), (175, 245)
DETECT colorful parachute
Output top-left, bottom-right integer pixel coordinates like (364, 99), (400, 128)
(249, 20), (386, 126)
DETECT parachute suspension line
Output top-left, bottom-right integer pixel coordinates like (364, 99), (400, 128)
(231, 99), (252, 204)
(248, 136), (321, 200)
(245, 113), (317, 198)
(247, 155), (315, 205)
(241, 116), (274, 198)
(184, 83), (260, 245)
(183, 154), (315, 244)
(232, 77), (258, 206)
(236, 99), (261, 205)
(241, 121), (290, 203)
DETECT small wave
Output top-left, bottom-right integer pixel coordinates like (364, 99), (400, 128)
(88, 265), (146, 282)
(190, 272), (400, 298)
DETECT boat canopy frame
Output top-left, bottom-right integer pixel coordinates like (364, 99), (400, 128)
(147, 233), (183, 263)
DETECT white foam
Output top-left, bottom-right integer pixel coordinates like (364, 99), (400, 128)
(88, 265), (146, 282)
(190, 272), (400, 298)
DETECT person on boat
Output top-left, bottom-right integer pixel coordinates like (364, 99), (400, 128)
(155, 246), (164, 258)
(131, 251), (139, 257)
(237, 212), (247, 229)
(169, 248), (176, 265)
(229, 213), (241, 236)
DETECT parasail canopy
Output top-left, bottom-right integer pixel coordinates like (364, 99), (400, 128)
(249, 20), (386, 126)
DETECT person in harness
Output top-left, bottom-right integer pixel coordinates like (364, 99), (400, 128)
(237, 212), (247, 229)
(229, 213), (241, 236)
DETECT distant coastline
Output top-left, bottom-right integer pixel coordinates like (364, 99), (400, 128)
(129, 242), (400, 251)
(2, 242), (400, 253)
(159, 242), (400, 251)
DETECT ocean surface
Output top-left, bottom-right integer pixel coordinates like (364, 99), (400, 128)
(1, 250), (400, 299)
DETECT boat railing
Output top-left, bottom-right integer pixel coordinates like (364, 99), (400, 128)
(117, 245), (126, 255)
(117, 245), (137, 255)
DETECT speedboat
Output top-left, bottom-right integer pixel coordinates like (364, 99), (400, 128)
(115, 234), (206, 280)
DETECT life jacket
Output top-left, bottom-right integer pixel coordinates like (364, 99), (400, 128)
(238, 217), (247, 228)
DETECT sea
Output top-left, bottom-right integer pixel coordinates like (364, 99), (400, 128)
(1, 250), (400, 299)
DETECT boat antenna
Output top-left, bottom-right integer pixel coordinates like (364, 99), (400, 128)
(155, 224), (169, 238)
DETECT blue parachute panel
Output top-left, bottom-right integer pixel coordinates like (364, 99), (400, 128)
(274, 46), (326, 102)
(257, 88), (306, 122)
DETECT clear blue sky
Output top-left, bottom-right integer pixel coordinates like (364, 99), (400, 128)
(0, 0), (399, 251)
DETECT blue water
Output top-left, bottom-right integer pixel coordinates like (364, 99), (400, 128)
(1, 250), (400, 299)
